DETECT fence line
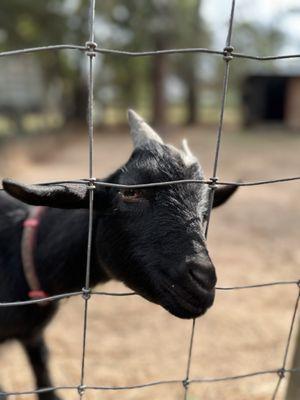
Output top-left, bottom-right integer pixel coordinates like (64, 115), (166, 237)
(2, 176), (300, 192)
(0, 0), (299, 398)
(1, 44), (300, 61)
(0, 280), (299, 308)
(1, 368), (300, 397)
(184, 1), (236, 397)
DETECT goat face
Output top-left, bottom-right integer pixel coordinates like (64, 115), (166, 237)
(2, 110), (237, 319)
(97, 149), (215, 319)
(96, 110), (237, 319)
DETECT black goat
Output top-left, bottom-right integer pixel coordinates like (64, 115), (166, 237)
(0, 110), (237, 399)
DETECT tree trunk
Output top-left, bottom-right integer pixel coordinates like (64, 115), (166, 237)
(186, 71), (198, 125)
(151, 43), (168, 128)
(70, 79), (89, 122)
(62, 78), (88, 124)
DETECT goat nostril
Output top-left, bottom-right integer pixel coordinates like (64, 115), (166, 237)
(188, 262), (216, 291)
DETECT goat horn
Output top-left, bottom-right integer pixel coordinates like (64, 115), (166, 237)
(180, 138), (198, 166)
(181, 139), (194, 158)
(127, 109), (163, 148)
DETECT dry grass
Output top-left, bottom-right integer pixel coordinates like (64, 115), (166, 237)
(0, 124), (299, 400)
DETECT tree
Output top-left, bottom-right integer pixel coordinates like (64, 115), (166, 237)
(97, 0), (209, 127)
(171, 1), (210, 125)
(0, 1), (210, 126)
(0, 0), (91, 122)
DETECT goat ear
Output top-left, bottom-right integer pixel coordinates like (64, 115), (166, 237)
(127, 109), (164, 148)
(213, 184), (238, 208)
(2, 179), (93, 209)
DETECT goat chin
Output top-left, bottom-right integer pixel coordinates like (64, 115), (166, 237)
(129, 279), (215, 320)
(159, 289), (215, 320)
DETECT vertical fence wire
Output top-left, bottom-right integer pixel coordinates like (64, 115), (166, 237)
(79, 0), (96, 397)
(183, 319), (196, 400)
(205, 0), (236, 238)
(211, 0), (235, 180)
(184, 2), (237, 399)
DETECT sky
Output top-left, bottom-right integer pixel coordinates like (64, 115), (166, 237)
(202, 0), (300, 25)
(202, 0), (300, 52)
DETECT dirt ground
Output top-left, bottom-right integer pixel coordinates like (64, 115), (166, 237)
(0, 123), (299, 400)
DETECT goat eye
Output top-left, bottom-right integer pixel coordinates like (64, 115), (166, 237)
(119, 189), (144, 203)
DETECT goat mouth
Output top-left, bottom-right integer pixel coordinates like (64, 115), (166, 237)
(158, 280), (215, 319)
(120, 267), (216, 319)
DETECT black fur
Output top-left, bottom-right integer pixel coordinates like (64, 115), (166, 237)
(0, 140), (237, 399)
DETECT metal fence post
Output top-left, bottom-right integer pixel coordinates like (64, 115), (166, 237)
(286, 321), (300, 400)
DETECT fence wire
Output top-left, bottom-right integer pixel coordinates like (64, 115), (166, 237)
(0, 0), (299, 399)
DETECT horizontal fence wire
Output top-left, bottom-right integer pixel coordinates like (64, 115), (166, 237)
(1, 368), (300, 397)
(0, 0), (300, 398)
(1, 44), (300, 61)
(0, 280), (299, 307)
(1, 176), (300, 191)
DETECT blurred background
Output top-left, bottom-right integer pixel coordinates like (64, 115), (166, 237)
(0, 0), (300, 134)
(0, 1), (300, 399)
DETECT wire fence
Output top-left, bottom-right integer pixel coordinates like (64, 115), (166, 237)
(0, 0), (299, 399)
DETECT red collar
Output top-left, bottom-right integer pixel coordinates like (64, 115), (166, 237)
(22, 206), (49, 303)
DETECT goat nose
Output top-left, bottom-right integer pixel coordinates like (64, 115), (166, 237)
(187, 260), (217, 291)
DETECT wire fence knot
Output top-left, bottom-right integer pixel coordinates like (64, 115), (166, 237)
(209, 176), (218, 189)
(223, 45), (234, 61)
(82, 287), (91, 300)
(277, 368), (286, 379)
(87, 177), (96, 190)
(77, 384), (86, 396)
(182, 379), (190, 389)
(85, 41), (97, 57)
